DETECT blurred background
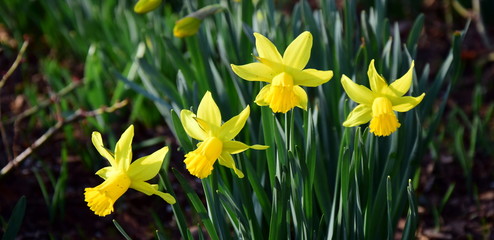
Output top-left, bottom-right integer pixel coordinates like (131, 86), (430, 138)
(0, 0), (493, 239)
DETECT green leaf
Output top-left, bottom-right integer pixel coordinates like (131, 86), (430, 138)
(113, 219), (132, 240)
(2, 196), (26, 240)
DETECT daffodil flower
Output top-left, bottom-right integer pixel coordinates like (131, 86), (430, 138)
(341, 60), (425, 136)
(231, 31), (333, 113)
(181, 91), (268, 179)
(84, 125), (176, 217)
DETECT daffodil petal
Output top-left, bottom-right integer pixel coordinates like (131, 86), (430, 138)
(95, 167), (115, 180)
(218, 152), (244, 178)
(389, 61), (415, 97)
(128, 146), (168, 181)
(91, 131), (116, 167)
(223, 141), (269, 154)
(253, 33), (283, 63)
(223, 140), (249, 154)
(115, 125), (134, 171)
(219, 106), (250, 140)
(341, 74), (375, 105)
(180, 110), (208, 141)
(292, 69), (333, 87)
(293, 86), (308, 110)
(197, 91), (222, 127)
(230, 62), (277, 83)
(254, 85), (271, 106)
(391, 93), (425, 112)
(342, 104), (372, 127)
(367, 59), (389, 94)
(283, 31), (312, 70)
(130, 181), (176, 204)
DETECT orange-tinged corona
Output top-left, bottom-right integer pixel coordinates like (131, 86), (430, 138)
(84, 171), (131, 216)
(184, 137), (223, 179)
(369, 97), (401, 136)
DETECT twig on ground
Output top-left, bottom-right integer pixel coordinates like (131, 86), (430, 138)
(6, 80), (83, 124)
(0, 99), (129, 176)
(0, 41), (29, 89)
(0, 41), (29, 162)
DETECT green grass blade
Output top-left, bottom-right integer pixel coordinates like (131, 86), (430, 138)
(2, 196), (26, 240)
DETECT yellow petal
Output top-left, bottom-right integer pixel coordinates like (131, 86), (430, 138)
(253, 33), (283, 63)
(391, 93), (425, 112)
(367, 59), (389, 94)
(219, 105), (250, 140)
(223, 140), (269, 154)
(254, 84), (271, 106)
(130, 181), (176, 204)
(283, 31), (312, 70)
(341, 75), (375, 105)
(292, 69), (333, 87)
(218, 152), (244, 178)
(388, 61), (415, 97)
(115, 125), (134, 171)
(342, 104), (372, 127)
(95, 167), (115, 180)
(91, 131), (116, 167)
(197, 91), (222, 127)
(134, 0), (161, 14)
(128, 146), (168, 181)
(231, 63), (277, 82)
(223, 140), (249, 154)
(180, 110), (208, 140)
(293, 86), (308, 110)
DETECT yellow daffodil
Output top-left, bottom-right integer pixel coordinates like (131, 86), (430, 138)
(231, 31), (333, 113)
(134, 0), (161, 14)
(84, 125), (176, 217)
(341, 60), (425, 136)
(181, 91), (268, 179)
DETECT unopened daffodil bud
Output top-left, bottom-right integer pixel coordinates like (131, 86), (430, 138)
(173, 4), (225, 38)
(134, 0), (162, 14)
(173, 17), (202, 38)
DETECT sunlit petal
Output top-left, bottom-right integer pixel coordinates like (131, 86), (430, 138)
(130, 181), (176, 204)
(283, 31), (312, 70)
(341, 75), (375, 105)
(231, 63), (277, 83)
(342, 104), (372, 127)
(197, 91), (222, 127)
(95, 167), (115, 180)
(388, 61), (415, 97)
(218, 152), (244, 178)
(293, 86), (308, 110)
(253, 33), (283, 63)
(254, 85), (271, 106)
(292, 68), (333, 87)
(128, 146), (168, 182)
(223, 140), (269, 154)
(180, 110), (208, 140)
(91, 131), (116, 167)
(391, 93), (425, 112)
(367, 59), (389, 94)
(115, 125), (134, 171)
(219, 106), (250, 140)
